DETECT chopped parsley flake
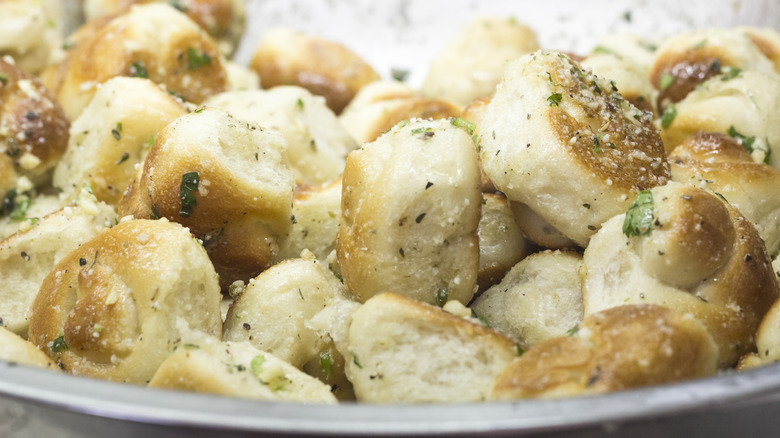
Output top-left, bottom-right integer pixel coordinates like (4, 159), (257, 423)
(516, 344), (525, 356)
(116, 152), (130, 165)
(319, 351), (333, 381)
(129, 61), (148, 78)
(727, 125), (771, 164)
(622, 190), (654, 237)
(50, 334), (68, 353)
(150, 204), (161, 220)
(186, 47), (212, 70)
(296, 98), (304, 109)
(547, 93), (563, 107)
(250, 354), (266, 376)
(434, 288), (449, 307)
(450, 117), (476, 135)
(720, 66), (742, 81)
(661, 104), (677, 129)
(391, 68), (409, 82)
(0, 74), (8, 84)
(179, 171), (199, 217)
(659, 73), (674, 91)
(111, 122), (122, 140)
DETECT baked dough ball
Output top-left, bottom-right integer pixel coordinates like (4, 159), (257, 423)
(28, 218), (222, 383)
(421, 17), (539, 107)
(0, 57), (70, 185)
(473, 250), (583, 348)
(649, 29), (775, 109)
(119, 109), (294, 289)
(345, 293), (518, 403)
(148, 327), (337, 403)
(582, 182), (778, 366)
(508, 201), (579, 250)
(582, 52), (656, 114)
(53, 77), (187, 207)
(278, 177), (342, 263)
(224, 60), (260, 91)
(476, 193), (530, 291)
(338, 118), (481, 305)
(223, 251), (353, 369)
(83, 0), (246, 56)
(42, 3), (227, 120)
(204, 87), (357, 185)
(670, 132), (780, 257)
(659, 70), (780, 167)
(0, 326), (57, 370)
(0, 189), (116, 336)
(338, 81), (462, 144)
(479, 51), (670, 247)
(0, 0), (64, 74)
(460, 96), (496, 192)
(250, 27), (380, 114)
(491, 304), (718, 400)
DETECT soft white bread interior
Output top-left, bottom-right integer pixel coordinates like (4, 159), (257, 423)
(345, 293), (519, 403)
(490, 304), (718, 400)
(119, 108), (295, 289)
(338, 118), (481, 305)
(473, 250), (583, 348)
(0, 326), (58, 370)
(278, 177), (343, 263)
(421, 17), (539, 107)
(479, 50), (670, 247)
(53, 77), (187, 207)
(204, 86), (357, 185)
(27, 218), (222, 384)
(476, 193), (530, 291)
(223, 251), (353, 369)
(0, 189), (116, 336)
(582, 182), (778, 366)
(0, 0), (64, 74)
(148, 324), (337, 403)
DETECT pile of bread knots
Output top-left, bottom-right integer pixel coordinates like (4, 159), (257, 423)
(2, 1), (780, 405)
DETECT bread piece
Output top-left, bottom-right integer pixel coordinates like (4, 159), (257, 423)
(119, 108), (294, 289)
(491, 304), (718, 400)
(84, 0), (246, 56)
(659, 70), (780, 167)
(148, 326), (336, 403)
(42, 3), (226, 120)
(0, 0), (64, 74)
(476, 193), (530, 291)
(345, 293), (518, 403)
(338, 118), (481, 305)
(582, 182), (778, 366)
(473, 250), (583, 347)
(509, 201), (579, 250)
(53, 77), (187, 207)
(0, 189), (116, 336)
(649, 29), (775, 110)
(204, 87), (357, 185)
(339, 81), (462, 144)
(421, 17), (539, 107)
(670, 132), (780, 257)
(278, 177), (342, 263)
(479, 51), (670, 247)
(28, 218), (222, 384)
(0, 57), (70, 185)
(223, 251), (353, 369)
(251, 27), (380, 114)
(0, 326), (58, 370)
(460, 96), (496, 192)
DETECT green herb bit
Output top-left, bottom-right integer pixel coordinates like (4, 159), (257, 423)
(661, 104), (677, 129)
(391, 68), (409, 82)
(547, 93), (563, 107)
(727, 125), (756, 150)
(186, 47), (212, 70)
(566, 326), (580, 336)
(147, 135), (155, 149)
(516, 344), (525, 356)
(659, 73), (674, 91)
(296, 98), (304, 109)
(182, 343), (199, 350)
(319, 351), (333, 381)
(150, 204), (162, 220)
(434, 288), (449, 307)
(62, 42), (75, 50)
(691, 39), (708, 49)
(352, 354), (363, 369)
(10, 196), (30, 221)
(50, 334), (68, 353)
(179, 171), (199, 217)
(2, 188), (17, 217)
(411, 127), (433, 135)
(116, 152), (130, 165)
(251, 355), (266, 376)
(129, 61), (148, 78)
(592, 46), (615, 55)
(593, 134), (602, 153)
(93, 324), (103, 333)
(720, 66), (742, 81)
(450, 117), (476, 135)
(0, 73), (8, 84)
(622, 190), (654, 237)
(111, 122), (122, 140)
(592, 81), (602, 94)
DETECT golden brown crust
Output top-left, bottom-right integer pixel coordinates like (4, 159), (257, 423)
(491, 304), (718, 399)
(0, 58), (69, 183)
(43, 4), (226, 120)
(27, 219), (222, 383)
(251, 27), (380, 114)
